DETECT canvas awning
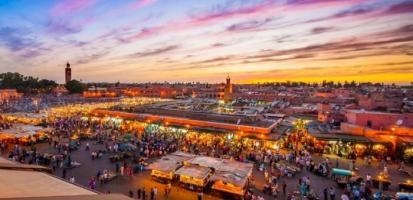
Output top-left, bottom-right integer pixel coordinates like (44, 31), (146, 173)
(186, 156), (223, 169)
(175, 165), (212, 180)
(211, 159), (253, 188)
(310, 132), (371, 143)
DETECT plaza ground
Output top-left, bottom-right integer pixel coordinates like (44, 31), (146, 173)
(4, 140), (412, 200)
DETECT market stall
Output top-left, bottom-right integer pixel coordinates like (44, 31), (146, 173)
(1, 112), (46, 125)
(399, 180), (413, 192)
(148, 151), (195, 182)
(175, 165), (212, 190)
(396, 192), (413, 200)
(373, 173), (391, 190)
(185, 156), (223, 169)
(211, 159), (253, 197)
(0, 124), (50, 145)
(276, 161), (302, 177)
(332, 168), (359, 187)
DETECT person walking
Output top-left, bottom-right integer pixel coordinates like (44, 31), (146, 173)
(167, 183), (171, 197)
(164, 186), (168, 197)
(335, 158), (339, 168)
(197, 192), (203, 200)
(150, 187), (154, 200)
(69, 176), (75, 183)
(137, 188), (142, 199)
(142, 187), (146, 200)
(120, 165), (124, 176)
(62, 168), (67, 178)
(366, 173), (372, 186)
(153, 187), (158, 200)
(329, 187), (336, 200)
(115, 162), (120, 173)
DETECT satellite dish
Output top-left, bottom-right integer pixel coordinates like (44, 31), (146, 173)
(396, 119), (403, 126)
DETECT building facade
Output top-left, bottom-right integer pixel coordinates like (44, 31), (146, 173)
(0, 89), (22, 102)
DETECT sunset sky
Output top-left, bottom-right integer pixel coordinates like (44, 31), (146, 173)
(0, 0), (412, 84)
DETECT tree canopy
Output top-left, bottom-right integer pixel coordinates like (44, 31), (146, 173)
(65, 79), (86, 94)
(0, 72), (57, 94)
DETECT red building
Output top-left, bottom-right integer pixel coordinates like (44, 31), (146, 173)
(83, 87), (118, 98)
(344, 109), (413, 129)
(0, 89), (22, 102)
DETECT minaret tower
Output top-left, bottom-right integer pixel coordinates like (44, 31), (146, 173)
(65, 62), (72, 84)
(224, 74), (233, 102)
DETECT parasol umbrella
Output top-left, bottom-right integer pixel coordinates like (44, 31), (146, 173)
(123, 133), (133, 141)
(118, 143), (137, 151)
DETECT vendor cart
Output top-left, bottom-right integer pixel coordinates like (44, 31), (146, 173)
(373, 173), (391, 190)
(332, 168), (356, 187)
(400, 180), (413, 192)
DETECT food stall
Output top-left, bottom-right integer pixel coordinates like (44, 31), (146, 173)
(185, 156), (223, 169)
(373, 172), (391, 190)
(332, 168), (358, 187)
(175, 165), (212, 190)
(396, 192), (413, 200)
(109, 153), (127, 162)
(211, 160), (254, 198)
(399, 180), (413, 192)
(372, 144), (389, 159)
(0, 124), (50, 145)
(1, 112), (46, 125)
(309, 132), (372, 157)
(276, 162), (301, 177)
(354, 144), (368, 157)
(148, 151), (195, 182)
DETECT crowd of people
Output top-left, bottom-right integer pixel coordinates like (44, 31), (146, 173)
(0, 108), (411, 200)
(0, 95), (120, 113)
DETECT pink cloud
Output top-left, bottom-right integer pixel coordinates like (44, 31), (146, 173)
(122, 0), (365, 42)
(49, 0), (157, 36)
(105, 0), (158, 19)
(123, 1), (279, 42)
(50, 0), (97, 17)
(132, 0), (157, 10)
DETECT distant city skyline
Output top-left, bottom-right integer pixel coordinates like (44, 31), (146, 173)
(0, 0), (412, 84)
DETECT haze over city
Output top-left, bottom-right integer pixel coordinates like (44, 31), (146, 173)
(0, 0), (412, 84)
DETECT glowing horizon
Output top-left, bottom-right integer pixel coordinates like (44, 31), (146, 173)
(0, 0), (412, 84)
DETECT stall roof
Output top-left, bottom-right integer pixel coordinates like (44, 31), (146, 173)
(148, 152), (195, 173)
(187, 156), (223, 169)
(175, 165), (212, 180)
(211, 160), (253, 187)
(398, 136), (413, 144)
(170, 151), (196, 159)
(0, 124), (45, 138)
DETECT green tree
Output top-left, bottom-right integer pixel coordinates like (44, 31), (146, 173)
(0, 72), (57, 93)
(65, 79), (85, 94)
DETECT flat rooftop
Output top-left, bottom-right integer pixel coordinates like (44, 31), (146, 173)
(2, 194), (133, 200)
(112, 100), (274, 128)
(0, 169), (96, 198)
